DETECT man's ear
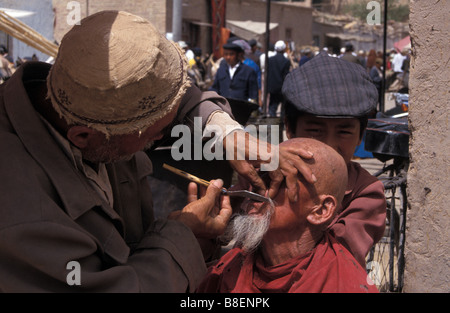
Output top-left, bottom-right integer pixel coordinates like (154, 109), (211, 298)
(306, 195), (337, 227)
(67, 126), (99, 149)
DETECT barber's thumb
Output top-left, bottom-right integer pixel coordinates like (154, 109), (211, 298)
(207, 179), (224, 198)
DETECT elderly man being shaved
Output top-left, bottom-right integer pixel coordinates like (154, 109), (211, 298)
(197, 138), (379, 293)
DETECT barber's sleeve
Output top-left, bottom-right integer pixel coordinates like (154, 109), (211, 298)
(0, 218), (206, 292)
(176, 83), (235, 130)
(130, 219), (207, 292)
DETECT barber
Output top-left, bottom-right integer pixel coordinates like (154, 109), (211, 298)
(0, 11), (312, 292)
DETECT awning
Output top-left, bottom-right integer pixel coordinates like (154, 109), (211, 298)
(226, 19), (278, 41)
(0, 8), (35, 18)
(325, 32), (375, 43)
(0, 10), (58, 57)
(394, 35), (410, 52)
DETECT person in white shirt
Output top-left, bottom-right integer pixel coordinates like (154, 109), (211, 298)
(392, 49), (407, 74)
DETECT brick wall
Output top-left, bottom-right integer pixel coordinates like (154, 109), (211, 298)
(53, 0), (168, 43)
(52, 0), (313, 57)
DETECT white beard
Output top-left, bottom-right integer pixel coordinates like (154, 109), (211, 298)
(221, 201), (274, 254)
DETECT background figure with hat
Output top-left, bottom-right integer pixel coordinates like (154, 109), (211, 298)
(389, 48), (410, 92)
(366, 49), (378, 73)
(282, 52), (387, 267)
(299, 48), (313, 67)
(369, 57), (385, 105)
(247, 39), (262, 69)
(0, 45), (13, 82)
(186, 47), (208, 90)
(178, 40), (195, 66)
(341, 43), (363, 66)
(0, 10), (300, 292)
(209, 37), (259, 105)
(240, 39), (262, 105)
(267, 40), (291, 118)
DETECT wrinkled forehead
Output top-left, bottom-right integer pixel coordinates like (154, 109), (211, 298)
(256, 170), (314, 199)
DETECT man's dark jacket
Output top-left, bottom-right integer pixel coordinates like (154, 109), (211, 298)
(267, 52), (291, 94)
(0, 62), (232, 292)
(210, 60), (259, 103)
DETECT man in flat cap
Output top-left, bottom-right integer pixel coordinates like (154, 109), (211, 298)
(210, 38), (259, 104)
(281, 52), (387, 267)
(0, 11), (306, 292)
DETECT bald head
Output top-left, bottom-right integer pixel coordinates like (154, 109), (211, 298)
(222, 138), (348, 254)
(281, 138), (348, 205)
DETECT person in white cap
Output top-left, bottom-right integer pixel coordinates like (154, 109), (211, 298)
(274, 40), (286, 55)
(178, 40), (195, 64)
(267, 40), (291, 117)
(0, 10), (314, 292)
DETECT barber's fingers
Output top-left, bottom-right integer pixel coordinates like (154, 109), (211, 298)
(286, 146), (317, 184)
(267, 169), (284, 199)
(187, 180), (211, 204)
(229, 159), (267, 195)
(214, 192), (233, 232)
(269, 145), (316, 202)
(187, 182), (198, 203)
(242, 165), (267, 194)
(201, 179), (224, 212)
(201, 179), (232, 235)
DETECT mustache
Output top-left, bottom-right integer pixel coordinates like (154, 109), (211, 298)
(220, 200), (275, 254)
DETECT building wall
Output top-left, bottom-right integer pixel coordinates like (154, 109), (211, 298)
(405, 0), (450, 293)
(53, 0), (168, 43)
(172, 0), (212, 57)
(51, 0), (313, 58)
(317, 0), (410, 14)
(226, 0), (313, 48)
(171, 0), (313, 57)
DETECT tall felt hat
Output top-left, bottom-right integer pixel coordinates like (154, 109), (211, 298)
(282, 52), (378, 118)
(47, 10), (190, 136)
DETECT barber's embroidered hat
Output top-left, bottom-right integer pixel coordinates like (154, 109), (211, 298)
(47, 10), (190, 136)
(282, 52), (378, 118)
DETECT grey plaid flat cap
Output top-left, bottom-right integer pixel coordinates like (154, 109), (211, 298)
(282, 52), (378, 117)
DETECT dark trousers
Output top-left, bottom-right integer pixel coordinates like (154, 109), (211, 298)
(268, 92), (284, 117)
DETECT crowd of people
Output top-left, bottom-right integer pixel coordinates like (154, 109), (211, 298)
(0, 44), (43, 84)
(179, 37), (410, 122)
(0, 10), (390, 294)
(0, 45), (14, 83)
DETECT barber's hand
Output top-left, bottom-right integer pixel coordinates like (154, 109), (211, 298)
(224, 130), (269, 193)
(168, 179), (232, 238)
(271, 143), (317, 202)
(224, 130), (316, 202)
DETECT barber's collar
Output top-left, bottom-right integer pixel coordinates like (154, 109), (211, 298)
(3, 62), (113, 219)
(38, 115), (114, 207)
